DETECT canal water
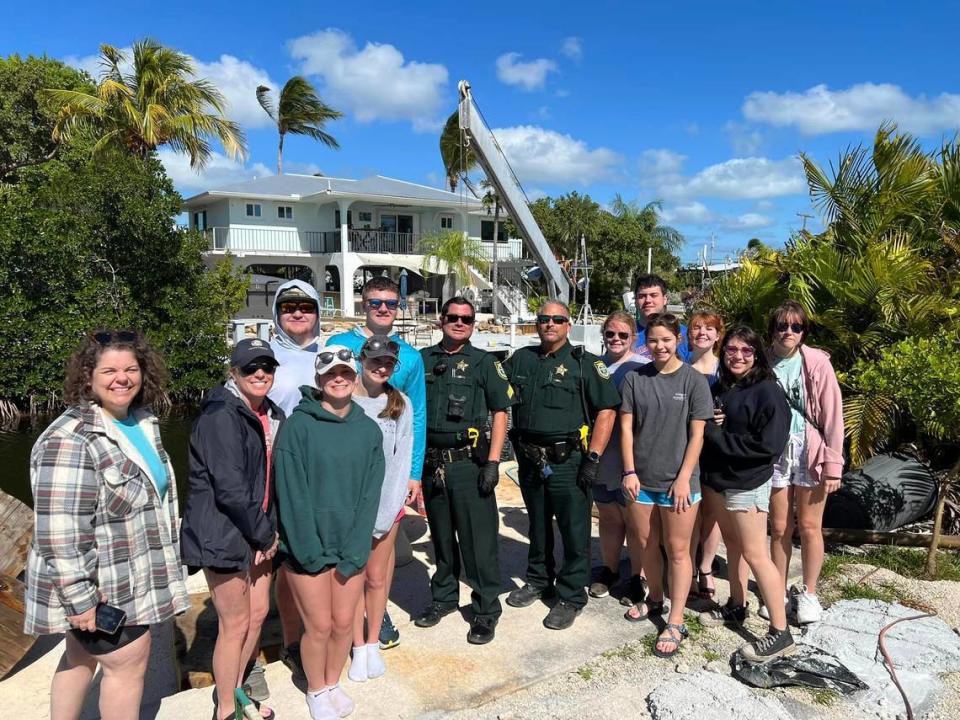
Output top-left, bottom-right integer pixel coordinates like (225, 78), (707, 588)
(0, 411), (197, 510)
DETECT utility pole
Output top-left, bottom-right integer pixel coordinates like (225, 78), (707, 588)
(797, 212), (814, 231)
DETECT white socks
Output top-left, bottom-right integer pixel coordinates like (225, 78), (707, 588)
(328, 684), (355, 717)
(347, 645), (367, 682)
(365, 642), (386, 679)
(306, 688), (338, 720)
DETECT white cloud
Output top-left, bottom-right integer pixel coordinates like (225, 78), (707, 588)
(495, 53), (558, 91)
(660, 201), (774, 230)
(288, 29), (448, 131)
(64, 48), (277, 128)
(159, 149), (272, 193)
(639, 148), (687, 178)
(492, 125), (621, 185)
(743, 82), (960, 135)
(729, 212), (774, 229)
(724, 121), (764, 155)
(642, 152), (805, 200)
(560, 37), (583, 61)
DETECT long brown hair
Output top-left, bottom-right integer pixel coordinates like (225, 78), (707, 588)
(380, 383), (406, 420)
(64, 330), (167, 409)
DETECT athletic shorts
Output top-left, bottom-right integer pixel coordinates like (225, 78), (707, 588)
(771, 433), (815, 489)
(725, 480), (772, 513)
(635, 488), (702, 507)
(70, 624), (149, 656)
(593, 484), (627, 506)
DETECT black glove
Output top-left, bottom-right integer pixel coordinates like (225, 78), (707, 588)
(479, 460), (500, 496)
(577, 455), (600, 490)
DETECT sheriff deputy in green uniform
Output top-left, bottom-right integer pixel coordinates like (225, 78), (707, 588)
(413, 296), (515, 644)
(504, 300), (621, 630)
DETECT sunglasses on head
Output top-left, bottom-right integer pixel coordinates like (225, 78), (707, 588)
(362, 338), (400, 356)
(366, 298), (399, 310)
(316, 348), (356, 367)
(723, 346), (756, 358)
(279, 301), (317, 315)
(776, 322), (805, 334)
(537, 314), (569, 325)
(239, 361), (277, 376)
(93, 330), (138, 346)
(604, 330), (630, 340)
(444, 313), (475, 325)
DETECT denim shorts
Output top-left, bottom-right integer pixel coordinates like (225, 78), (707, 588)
(593, 484), (627, 506)
(635, 488), (702, 507)
(725, 480), (772, 513)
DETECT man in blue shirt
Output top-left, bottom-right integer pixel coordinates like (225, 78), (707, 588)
(327, 276), (426, 650)
(632, 274), (692, 362)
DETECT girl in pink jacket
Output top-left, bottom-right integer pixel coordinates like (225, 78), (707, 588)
(764, 301), (845, 624)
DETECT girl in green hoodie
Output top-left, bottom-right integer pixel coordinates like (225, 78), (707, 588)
(274, 346), (385, 720)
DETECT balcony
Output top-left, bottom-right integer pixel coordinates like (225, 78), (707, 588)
(348, 229), (421, 254)
(478, 238), (525, 262)
(206, 227), (341, 254)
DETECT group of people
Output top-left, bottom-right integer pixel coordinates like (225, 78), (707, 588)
(24, 273), (844, 720)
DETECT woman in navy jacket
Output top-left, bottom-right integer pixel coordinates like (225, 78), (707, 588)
(181, 339), (284, 720)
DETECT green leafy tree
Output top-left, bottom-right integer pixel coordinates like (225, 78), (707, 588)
(439, 110), (477, 192)
(418, 231), (489, 302)
(256, 76), (342, 174)
(41, 39), (246, 169)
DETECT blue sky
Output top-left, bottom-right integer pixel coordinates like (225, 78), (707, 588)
(5, 0), (960, 262)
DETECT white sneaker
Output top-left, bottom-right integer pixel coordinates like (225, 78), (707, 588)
(795, 587), (823, 624)
(306, 689), (338, 720)
(328, 684), (355, 718)
(347, 645), (367, 683)
(365, 642), (386, 679)
(757, 595), (789, 621)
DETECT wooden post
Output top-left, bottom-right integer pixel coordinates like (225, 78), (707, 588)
(926, 458), (960, 577)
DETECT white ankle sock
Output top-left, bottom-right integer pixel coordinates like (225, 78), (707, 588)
(347, 645), (367, 683)
(365, 642), (386, 679)
(306, 688), (337, 720)
(328, 684), (355, 717)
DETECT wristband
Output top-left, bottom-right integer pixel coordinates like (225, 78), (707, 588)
(622, 470), (637, 478)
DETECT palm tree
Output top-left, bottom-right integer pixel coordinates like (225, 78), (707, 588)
(256, 76), (342, 174)
(42, 39), (246, 168)
(418, 231), (490, 302)
(439, 110), (477, 192)
(609, 194), (683, 289)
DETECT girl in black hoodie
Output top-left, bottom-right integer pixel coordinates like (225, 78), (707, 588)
(698, 325), (793, 663)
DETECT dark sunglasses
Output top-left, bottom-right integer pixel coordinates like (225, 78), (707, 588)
(365, 298), (399, 310)
(604, 330), (630, 340)
(316, 348), (356, 367)
(93, 330), (138, 346)
(444, 313), (475, 325)
(239, 361), (277, 376)
(362, 338), (401, 356)
(279, 301), (317, 315)
(537, 314), (569, 325)
(776, 322), (805, 334)
(723, 346), (756, 358)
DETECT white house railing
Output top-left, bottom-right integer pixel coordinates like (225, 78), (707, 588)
(205, 227), (341, 254)
(477, 238), (524, 261)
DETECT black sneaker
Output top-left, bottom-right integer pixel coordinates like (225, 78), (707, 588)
(379, 610), (400, 649)
(740, 626), (796, 663)
(699, 600), (749, 628)
(413, 602), (458, 628)
(543, 601), (581, 630)
(588, 566), (619, 598)
(467, 615), (498, 645)
(506, 583), (547, 608)
(619, 574), (648, 607)
(279, 642), (304, 678)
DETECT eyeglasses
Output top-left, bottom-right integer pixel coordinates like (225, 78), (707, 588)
(279, 301), (317, 315)
(365, 298), (399, 310)
(604, 330), (630, 340)
(93, 330), (138, 346)
(537, 314), (569, 325)
(723, 346), (756, 358)
(776, 322), (805, 334)
(444, 313), (475, 325)
(362, 338), (400, 356)
(239, 362), (277, 376)
(316, 348), (356, 368)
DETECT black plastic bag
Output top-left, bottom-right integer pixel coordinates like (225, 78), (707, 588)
(732, 646), (869, 694)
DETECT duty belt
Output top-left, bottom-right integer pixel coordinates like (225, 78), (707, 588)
(514, 433), (581, 465)
(426, 445), (473, 465)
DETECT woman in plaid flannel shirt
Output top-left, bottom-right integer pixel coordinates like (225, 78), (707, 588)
(24, 331), (188, 720)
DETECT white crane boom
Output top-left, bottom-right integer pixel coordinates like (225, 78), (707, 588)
(457, 80), (570, 303)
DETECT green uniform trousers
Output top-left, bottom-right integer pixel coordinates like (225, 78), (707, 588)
(516, 450), (592, 608)
(422, 458), (503, 618)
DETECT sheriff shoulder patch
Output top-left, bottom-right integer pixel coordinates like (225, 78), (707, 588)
(494, 361), (508, 381)
(594, 361), (610, 379)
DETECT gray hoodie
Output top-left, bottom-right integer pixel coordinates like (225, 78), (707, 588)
(268, 279), (324, 416)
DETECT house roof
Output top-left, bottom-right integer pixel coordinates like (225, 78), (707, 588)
(182, 173), (483, 209)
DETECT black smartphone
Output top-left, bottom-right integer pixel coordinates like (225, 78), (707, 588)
(95, 603), (127, 635)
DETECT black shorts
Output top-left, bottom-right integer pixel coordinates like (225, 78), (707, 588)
(282, 558), (337, 576)
(70, 624), (150, 656)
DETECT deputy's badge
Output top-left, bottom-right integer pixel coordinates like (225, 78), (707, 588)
(453, 359), (469, 379)
(594, 361), (610, 379)
(554, 364), (568, 377)
(456, 360), (469, 373)
(494, 361), (508, 381)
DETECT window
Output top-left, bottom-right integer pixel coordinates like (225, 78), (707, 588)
(334, 209), (353, 228)
(357, 211), (373, 223)
(440, 215), (454, 230)
(245, 203), (262, 218)
(481, 220), (507, 243)
(277, 205), (293, 220)
(192, 210), (207, 231)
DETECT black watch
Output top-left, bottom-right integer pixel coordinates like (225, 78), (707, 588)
(586, 450), (601, 463)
